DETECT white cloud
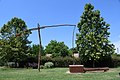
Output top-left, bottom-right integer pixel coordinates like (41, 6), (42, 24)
(113, 41), (120, 54)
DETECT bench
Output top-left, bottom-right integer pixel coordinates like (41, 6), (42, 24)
(69, 65), (109, 73)
(84, 67), (109, 72)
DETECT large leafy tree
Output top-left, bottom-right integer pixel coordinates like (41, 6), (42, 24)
(76, 3), (115, 67)
(45, 40), (69, 57)
(30, 44), (45, 57)
(0, 17), (31, 64)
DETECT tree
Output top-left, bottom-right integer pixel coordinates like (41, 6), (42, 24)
(0, 17), (31, 65)
(45, 40), (69, 57)
(68, 47), (78, 57)
(31, 44), (45, 57)
(76, 3), (115, 67)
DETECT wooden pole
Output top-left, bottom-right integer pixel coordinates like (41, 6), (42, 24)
(37, 23), (42, 72)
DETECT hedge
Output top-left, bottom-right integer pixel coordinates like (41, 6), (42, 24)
(10, 54), (120, 68)
(41, 56), (81, 67)
(112, 54), (120, 67)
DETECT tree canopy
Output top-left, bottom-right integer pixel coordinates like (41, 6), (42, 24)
(30, 44), (45, 57)
(0, 17), (31, 63)
(76, 3), (115, 67)
(45, 40), (69, 57)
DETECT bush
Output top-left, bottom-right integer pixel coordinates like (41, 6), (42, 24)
(112, 54), (120, 67)
(41, 56), (52, 65)
(0, 60), (5, 66)
(28, 62), (38, 69)
(7, 62), (19, 68)
(19, 56), (38, 68)
(44, 62), (54, 68)
(40, 65), (44, 69)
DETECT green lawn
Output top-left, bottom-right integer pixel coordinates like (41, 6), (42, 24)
(0, 67), (120, 80)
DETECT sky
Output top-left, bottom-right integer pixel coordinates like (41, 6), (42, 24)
(0, 0), (120, 53)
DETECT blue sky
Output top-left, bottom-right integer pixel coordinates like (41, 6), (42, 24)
(0, 0), (120, 52)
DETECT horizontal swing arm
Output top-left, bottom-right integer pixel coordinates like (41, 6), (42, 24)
(29, 24), (76, 31)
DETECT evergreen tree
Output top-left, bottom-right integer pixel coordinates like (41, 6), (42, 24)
(0, 17), (31, 64)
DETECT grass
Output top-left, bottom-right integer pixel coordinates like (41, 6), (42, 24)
(0, 67), (120, 80)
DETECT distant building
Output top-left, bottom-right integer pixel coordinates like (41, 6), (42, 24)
(46, 54), (52, 57)
(73, 53), (79, 58)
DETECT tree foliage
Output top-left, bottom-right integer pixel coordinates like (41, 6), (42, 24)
(76, 3), (115, 67)
(0, 17), (31, 63)
(30, 44), (45, 57)
(45, 40), (69, 57)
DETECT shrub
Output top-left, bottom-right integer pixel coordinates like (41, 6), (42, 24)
(0, 60), (5, 66)
(7, 62), (19, 68)
(40, 65), (44, 69)
(52, 57), (65, 67)
(41, 56), (52, 65)
(112, 54), (120, 67)
(28, 62), (38, 69)
(44, 62), (54, 68)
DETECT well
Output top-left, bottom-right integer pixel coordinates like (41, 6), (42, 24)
(69, 65), (84, 73)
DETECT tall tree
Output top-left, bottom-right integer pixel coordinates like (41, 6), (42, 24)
(0, 17), (31, 64)
(45, 40), (69, 57)
(76, 3), (115, 67)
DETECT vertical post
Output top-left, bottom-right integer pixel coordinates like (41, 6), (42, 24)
(37, 23), (42, 72)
